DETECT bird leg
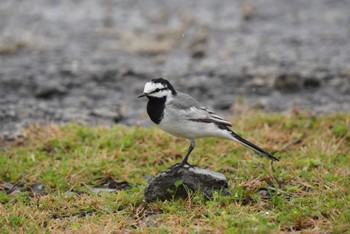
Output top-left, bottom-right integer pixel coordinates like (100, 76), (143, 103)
(169, 139), (196, 173)
(181, 139), (196, 166)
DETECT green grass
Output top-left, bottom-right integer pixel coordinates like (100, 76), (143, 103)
(0, 110), (349, 233)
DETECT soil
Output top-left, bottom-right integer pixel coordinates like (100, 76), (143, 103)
(1, 0), (350, 140)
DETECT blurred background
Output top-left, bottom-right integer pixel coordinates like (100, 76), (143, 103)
(1, 0), (350, 140)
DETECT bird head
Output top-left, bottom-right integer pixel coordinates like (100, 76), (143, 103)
(138, 78), (177, 99)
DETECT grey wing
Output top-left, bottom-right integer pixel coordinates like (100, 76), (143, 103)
(168, 92), (232, 127)
(168, 92), (203, 109)
(187, 106), (232, 127)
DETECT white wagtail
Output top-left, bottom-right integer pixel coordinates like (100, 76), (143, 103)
(138, 78), (278, 168)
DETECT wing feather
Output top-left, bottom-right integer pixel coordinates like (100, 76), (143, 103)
(167, 92), (232, 126)
(186, 106), (232, 126)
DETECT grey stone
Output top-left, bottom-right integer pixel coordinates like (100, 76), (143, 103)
(273, 74), (302, 93)
(34, 82), (67, 99)
(1, 0), (350, 138)
(144, 165), (231, 202)
(213, 95), (234, 110)
(1, 182), (22, 195)
(257, 189), (270, 200)
(302, 77), (321, 89)
(90, 108), (124, 123)
(30, 183), (46, 196)
(90, 188), (118, 194)
(243, 77), (272, 96)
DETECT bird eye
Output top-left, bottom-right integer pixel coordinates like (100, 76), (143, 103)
(155, 88), (160, 92)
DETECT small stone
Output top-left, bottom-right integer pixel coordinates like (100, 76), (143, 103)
(329, 77), (343, 88)
(257, 189), (270, 200)
(91, 177), (131, 194)
(303, 77), (321, 89)
(1, 182), (22, 195)
(191, 46), (206, 59)
(90, 188), (118, 193)
(213, 95), (234, 110)
(0, 128), (23, 142)
(244, 77), (272, 95)
(30, 183), (46, 196)
(90, 109), (116, 119)
(64, 191), (79, 197)
(274, 74), (301, 93)
(101, 179), (131, 191)
(35, 81), (67, 99)
(144, 165), (231, 202)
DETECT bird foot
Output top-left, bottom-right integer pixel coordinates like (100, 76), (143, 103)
(168, 162), (197, 174)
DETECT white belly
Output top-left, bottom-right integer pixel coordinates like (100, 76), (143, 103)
(158, 109), (232, 140)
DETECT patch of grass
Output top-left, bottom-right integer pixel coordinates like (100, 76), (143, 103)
(0, 110), (349, 233)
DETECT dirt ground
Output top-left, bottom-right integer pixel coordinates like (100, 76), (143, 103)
(1, 0), (350, 140)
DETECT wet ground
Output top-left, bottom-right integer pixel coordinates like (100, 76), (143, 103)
(1, 0), (350, 140)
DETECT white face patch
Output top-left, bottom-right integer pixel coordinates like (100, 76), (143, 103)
(143, 82), (166, 94)
(143, 81), (171, 98)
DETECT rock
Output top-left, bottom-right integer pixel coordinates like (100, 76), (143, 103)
(1, 130), (22, 142)
(191, 46), (206, 59)
(213, 95), (234, 110)
(241, 2), (255, 21)
(274, 74), (301, 93)
(90, 177), (131, 194)
(35, 81), (67, 99)
(243, 77), (272, 95)
(1, 182), (22, 195)
(90, 188), (118, 193)
(90, 108), (124, 123)
(303, 77), (321, 89)
(144, 165), (231, 202)
(64, 191), (79, 197)
(256, 189), (270, 200)
(98, 177), (131, 191)
(30, 183), (46, 196)
(2, 0), (350, 139)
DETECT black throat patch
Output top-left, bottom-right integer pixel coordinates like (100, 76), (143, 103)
(147, 96), (166, 124)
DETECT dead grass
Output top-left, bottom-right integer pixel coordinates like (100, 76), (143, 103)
(0, 110), (349, 233)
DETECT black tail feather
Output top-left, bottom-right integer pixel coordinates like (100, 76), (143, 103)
(229, 130), (279, 162)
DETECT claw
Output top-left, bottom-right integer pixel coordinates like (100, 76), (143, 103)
(167, 139), (197, 175)
(168, 162), (197, 175)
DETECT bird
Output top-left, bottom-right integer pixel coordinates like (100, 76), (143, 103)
(138, 78), (278, 169)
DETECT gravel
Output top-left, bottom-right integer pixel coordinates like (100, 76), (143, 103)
(1, 0), (350, 140)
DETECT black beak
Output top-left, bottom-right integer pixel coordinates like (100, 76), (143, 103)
(137, 93), (147, 98)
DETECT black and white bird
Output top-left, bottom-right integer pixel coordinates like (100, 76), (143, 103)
(138, 78), (278, 168)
